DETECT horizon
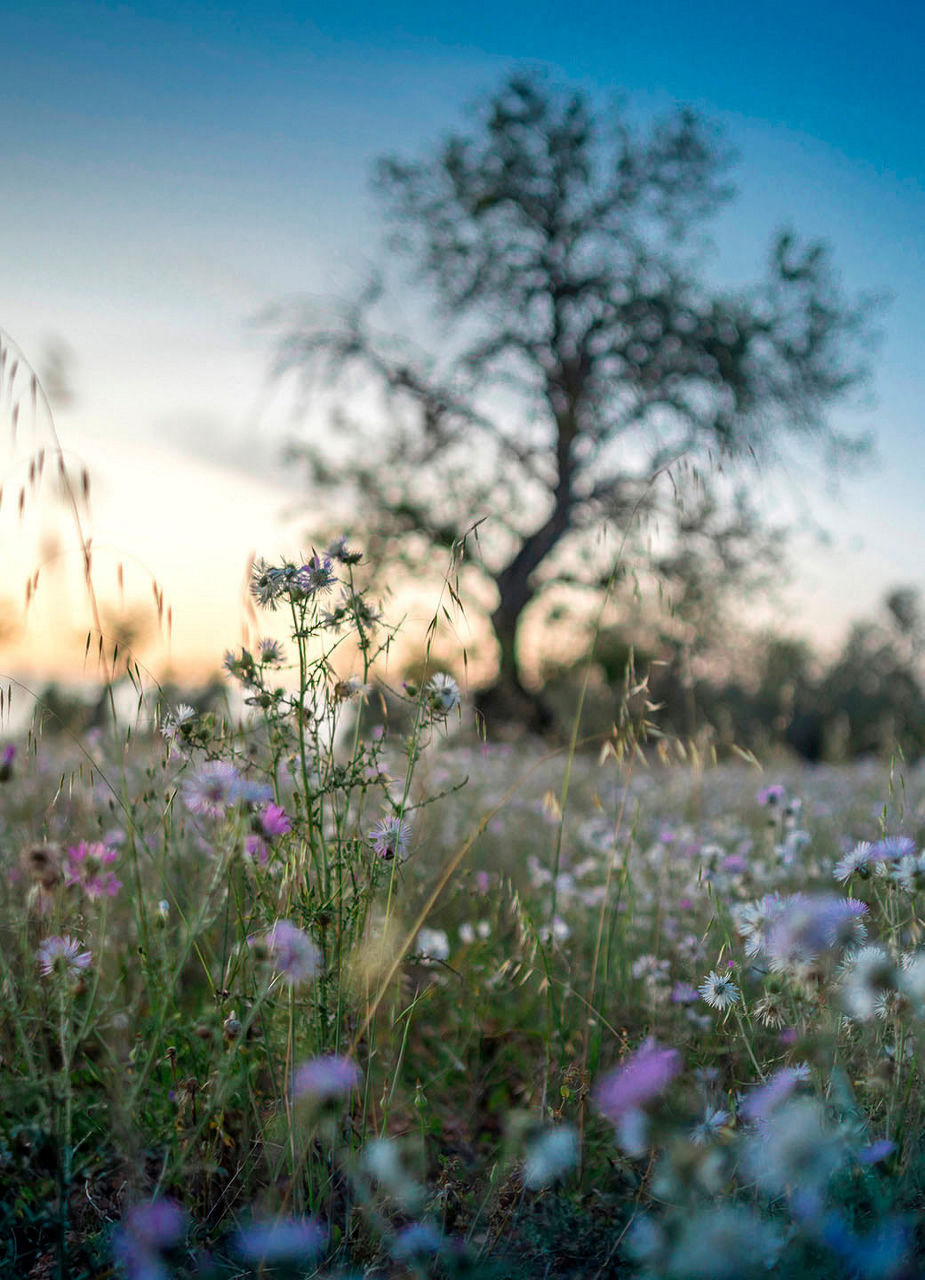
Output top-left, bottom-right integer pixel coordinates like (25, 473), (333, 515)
(2, 1), (923, 687)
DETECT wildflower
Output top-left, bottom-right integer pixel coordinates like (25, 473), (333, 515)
(295, 553), (336, 596)
(326, 535), (362, 564)
(744, 1096), (847, 1197)
(291, 1054), (361, 1103)
(698, 971), (740, 1010)
(833, 841), (875, 883)
(370, 814), (412, 861)
(857, 1138), (895, 1165)
(37, 935), (92, 978)
(667, 1206), (782, 1278)
(113, 1198), (187, 1280)
(65, 841), (121, 900)
(523, 1125), (579, 1188)
(415, 927), (450, 963)
(244, 834), (270, 867)
(256, 920), (322, 986)
(690, 1107), (730, 1146)
(235, 1217), (327, 1264)
(753, 991), (788, 1029)
(734, 894), (785, 958)
(249, 557), (296, 609)
(426, 672), (461, 716)
(257, 802), (291, 839)
(159, 703), (196, 744)
(182, 760), (240, 818)
(671, 981), (700, 1004)
(362, 1138), (425, 1209)
(740, 1065), (808, 1123)
(757, 784), (785, 806)
(869, 835), (917, 862)
(840, 945), (895, 1022)
(594, 1039), (681, 1123)
(820, 896), (869, 948)
(391, 1222), (447, 1260)
(20, 843), (62, 890)
(257, 636), (285, 664)
(0, 743), (15, 781)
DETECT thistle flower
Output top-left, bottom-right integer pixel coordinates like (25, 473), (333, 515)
(593, 1039), (681, 1123)
(370, 815), (412, 861)
(37, 935), (92, 978)
(249, 557), (297, 609)
(295, 553), (336, 596)
(833, 841), (874, 883)
(20, 843), (62, 890)
(291, 1054), (361, 1103)
(257, 802), (291, 839)
(690, 1106), (730, 1146)
(257, 636), (285, 664)
(64, 841), (122, 900)
(415, 927), (450, 963)
(182, 760), (240, 818)
(698, 971), (740, 1010)
(256, 920), (322, 986)
(840, 945), (895, 1022)
(426, 672), (461, 716)
(113, 1199), (187, 1280)
(523, 1125), (579, 1188)
(326, 535), (362, 564)
(159, 703), (196, 744)
(235, 1217), (328, 1264)
(0, 743), (16, 781)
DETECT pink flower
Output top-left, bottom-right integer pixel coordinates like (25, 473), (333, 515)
(65, 841), (122, 900)
(593, 1039), (681, 1122)
(258, 803), (291, 839)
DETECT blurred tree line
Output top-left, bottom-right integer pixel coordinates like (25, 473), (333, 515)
(542, 585), (925, 761)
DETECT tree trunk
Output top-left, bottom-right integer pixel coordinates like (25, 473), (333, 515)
(475, 504), (573, 735)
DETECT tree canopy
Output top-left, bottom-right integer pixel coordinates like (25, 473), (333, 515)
(273, 70), (876, 728)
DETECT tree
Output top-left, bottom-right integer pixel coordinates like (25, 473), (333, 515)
(272, 70), (876, 728)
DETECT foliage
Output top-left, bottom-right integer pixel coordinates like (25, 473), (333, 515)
(272, 69), (877, 721)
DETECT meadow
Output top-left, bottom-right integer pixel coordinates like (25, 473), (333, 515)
(1, 536), (924, 1280)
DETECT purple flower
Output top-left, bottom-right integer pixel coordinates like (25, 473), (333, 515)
(391, 1222), (446, 1260)
(291, 1054), (361, 1103)
(869, 835), (917, 862)
(857, 1138), (895, 1165)
(37, 935), (92, 978)
(235, 1216), (327, 1263)
(113, 1198), (186, 1280)
(296, 553), (337, 595)
(258, 802), (291, 839)
(255, 920), (322, 986)
(64, 841), (122, 900)
(740, 1065), (807, 1123)
(593, 1039), (681, 1122)
(0, 743), (15, 780)
(182, 761), (240, 818)
(757, 784), (785, 806)
(670, 982), (700, 1004)
(244, 834), (270, 866)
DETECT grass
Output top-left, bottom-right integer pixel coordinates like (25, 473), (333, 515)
(2, 332), (925, 1278)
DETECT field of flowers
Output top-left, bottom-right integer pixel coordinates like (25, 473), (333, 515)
(2, 542), (925, 1279)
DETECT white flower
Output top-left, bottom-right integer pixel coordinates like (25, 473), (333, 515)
(523, 1125), (579, 1189)
(698, 971), (740, 1010)
(415, 927), (450, 963)
(690, 1107), (730, 1145)
(426, 672), (460, 716)
(833, 841), (874, 883)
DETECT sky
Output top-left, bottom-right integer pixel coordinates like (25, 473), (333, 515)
(1, 0), (923, 686)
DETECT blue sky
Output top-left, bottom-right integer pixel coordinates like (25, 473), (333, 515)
(1, 0), (923, 671)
